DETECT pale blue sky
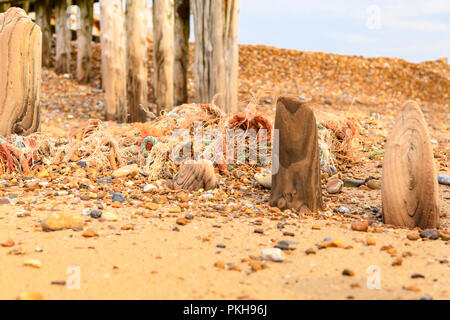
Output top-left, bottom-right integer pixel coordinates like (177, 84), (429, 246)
(123, 0), (450, 63)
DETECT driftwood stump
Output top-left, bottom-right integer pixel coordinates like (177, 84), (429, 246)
(76, 0), (94, 84)
(174, 0), (190, 106)
(167, 160), (218, 192)
(55, 0), (71, 74)
(269, 96), (323, 213)
(0, 7), (41, 136)
(382, 101), (439, 229)
(35, 0), (52, 68)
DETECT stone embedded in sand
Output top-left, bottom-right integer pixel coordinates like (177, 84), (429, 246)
(261, 248), (284, 262)
(382, 101), (439, 229)
(419, 229), (440, 240)
(112, 164), (139, 178)
(16, 292), (43, 300)
(103, 212), (118, 222)
(270, 96), (323, 212)
(351, 220), (369, 232)
(255, 172), (272, 189)
(24, 259), (42, 268)
(41, 212), (84, 232)
(82, 229), (99, 237)
(407, 233), (421, 241)
(326, 179), (343, 194)
(1, 239), (15, 247)
(437, 174), (450, 186)
(167, 160), (218, 192)
(366, 179), (381, 190)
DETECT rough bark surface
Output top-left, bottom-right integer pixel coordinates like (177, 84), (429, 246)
(167, 160), (218, 191)
(55, 0), (71, 74)
(174, 0), (190, 106)
(126, 0), (148, 122)
(76, 0), (93, 83)
(153, 0), (174, 114)
(35, 0), (52, 68)
(269, 96), (323, 213)
(191, 0), (239, 113)
(382, 101), (440, 229)
(100, 0), (128, 122)
(0, 7), (41, 136)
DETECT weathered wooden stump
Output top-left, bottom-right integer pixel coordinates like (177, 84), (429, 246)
(269, 96), (323, 212)
(100, 0), (128, 122)
(174, 0), (190, 106)
(167, 160), (218, 191)
(77, 0), (94, 84)
(0, 7), (41, 136)
(382, 101), (439, 229)
(126, 0), (148, 123)
(35, 0), (53, 68)
(55, 0), (71, 74)
(153, 0), (174, 114)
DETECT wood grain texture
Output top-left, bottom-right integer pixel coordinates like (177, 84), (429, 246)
(191, 0), (239, 113)
(76, 0), (93, 84)
(35, 0), (52, 68)
(269, 96), (323, 213)
(100, 0), (128, 122)
(126, 0), (148, 122)
(167, 160), (218, 191)
(0, 7), (41, 136)
(55, 0), (71, 74)
(382, 101), (439, 229)
(153, 0), (174, 114)
(174, 0), (189, 106)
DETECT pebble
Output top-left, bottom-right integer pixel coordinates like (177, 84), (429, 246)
(24, 259), (42, 268)
(41, 212), (84, 232)
(254, 172), (271, 189)
(185, 214), (194, 220)
(366, 179), (381, 190)
(82, 229), (99, 237)
(216, 244), (226, 249)
(419, 229), (440, 240)
(437, 174), (450, 186)
(283, 231), (295, 237)
(274, 240), (298, 251)
(305, 248), (316, 255)
(1, 239), (15, 247)
(170, 206), (182, 213)
(261, 248), (284, 262)
(103, 212), (118, 221)
(250, 261), (263, 271)
(112, 164), (139, 178)
(111, 192), (125, 203)
(407, 233), (421, 241)
(351, 220), (369, 232)
(344, 179), (365, 188)
(89, 210), (102, 219)
(334, 206), (350, 214)
(254, 228), (264, 234)
(411, 273), (425, 279)
(143, 184), (157, 193)
(392, 258), (403, 266)
(403, 285), (421, 292)
(176, 218), (188, 226)
(326, 165), (338, 176)
(342, 269), (355, 276)
(16, 292), (43, 300)
(0, 198), (11, 205)
(214, 261), (225, 269)
(366, 236), (376, 246)
(326, 179), (343, 194)
(121, 224), (135, 230)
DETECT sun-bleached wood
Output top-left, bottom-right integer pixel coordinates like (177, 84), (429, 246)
(269, 96), (323, 213)
(174, 0), (190, 106)
(0, 7), (41, 136)
(35, 0), (52, 68)
(191, 0), (239, 113)
(55, 0), (71, 74)
(153, 0), (174, 114)
(126, 0), (148, 122)
(76, 0), (93, 84)
(382, 101), (440, 229)
(100, 0), (128, 122)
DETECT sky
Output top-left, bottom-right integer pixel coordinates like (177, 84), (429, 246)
(117, 0), (450, 63)
(238, 0), (450, 63)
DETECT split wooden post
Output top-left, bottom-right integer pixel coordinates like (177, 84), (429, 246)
(269, 96), (323, 213)
(126, 0), (148, 123)
(174, 0), (190, 106)
(0, 7), (41, 136)
(100, 0), (128, 122)
(55, 0), (71, 74)
(35, 0), (53, 68)
(191, 0), (239, 114)
(382, 101), (440, 229)
(76, 0), (93, 83)
(153, 0), (174, 114)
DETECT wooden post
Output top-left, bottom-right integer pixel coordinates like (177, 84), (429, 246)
(192, 0), (239, 113)
(0, 7), (41, 136)
(153, 0), (174, 114)
(174, 0), (190, 106)
(269, 96), (323, 213)
(0, 3), (11, 13)
(382, 101), (440, 229)
(35, 0), (52, 68)
(100, 0), (128, 122)
(76, 0), (93, 83)
(55, 0), (71, 74)
(126, 0), (148, 123)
